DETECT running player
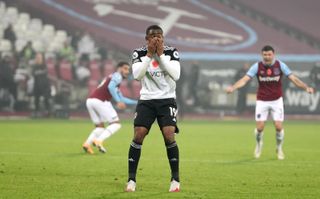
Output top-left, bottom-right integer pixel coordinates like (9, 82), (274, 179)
(226, 45), (314, 160)
(125, 25), (181, 192)
(83, 61), (137, 154)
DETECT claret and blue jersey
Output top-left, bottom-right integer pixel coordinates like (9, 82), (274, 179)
(108, 72), (137, 105)
(89, 72), (137, 105)
(246, 60), (292, 101)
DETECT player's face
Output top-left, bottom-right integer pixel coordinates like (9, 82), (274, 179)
(261, 50), (275, 65)
(146, 29), (163, 44)
(120, 65), (130, 78)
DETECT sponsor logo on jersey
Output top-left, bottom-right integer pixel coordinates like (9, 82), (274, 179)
(149, 71), (167, 77)
(258, 75), (280, 82)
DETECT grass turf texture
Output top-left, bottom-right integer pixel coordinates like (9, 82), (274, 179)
(0, 119), (319, 199)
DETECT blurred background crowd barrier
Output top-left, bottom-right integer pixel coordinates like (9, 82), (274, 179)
(0, 0), (319, 118)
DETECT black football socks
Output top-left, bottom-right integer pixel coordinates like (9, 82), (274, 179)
(128, 141), (142, 182)
(166, 141), (180, 182)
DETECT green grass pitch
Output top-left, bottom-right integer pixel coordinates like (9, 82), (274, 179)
(0, 119), (319, 198)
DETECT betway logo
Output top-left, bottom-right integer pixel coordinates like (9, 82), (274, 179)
(286, 90), (319, 111)
(258, 76), (280, 82)
(149, 71), (167, 77)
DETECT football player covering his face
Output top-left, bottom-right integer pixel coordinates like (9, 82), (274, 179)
(126, 25), (181, 192)
(146, 29), (164, 58)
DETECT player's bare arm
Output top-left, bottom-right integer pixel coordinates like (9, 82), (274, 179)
(226, 75), (251, 93)
(288, 74), (314, 93)
(116, 102), (126, 110)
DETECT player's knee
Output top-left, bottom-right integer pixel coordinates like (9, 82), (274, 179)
(274, 121), (283, 132)
(96, 123), (104, 128)
(256, 126), (264, 132)
(162, 128), (175, 143)
(162, 126), (175, 134)
(164, 136), (175, 144)
(256, 122), (265, 132)
(275, 125), (282, 132)
(133, 127), (148, 143)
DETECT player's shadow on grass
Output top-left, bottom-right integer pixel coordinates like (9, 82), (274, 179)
(94, 191), (175, 199)
(92, 181), (178, 199)
(54, 152), (102, 158)
(221, 157), (277, 165)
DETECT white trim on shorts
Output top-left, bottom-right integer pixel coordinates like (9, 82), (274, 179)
(255, 97), (284, 121)
(86, 98), (119, 125)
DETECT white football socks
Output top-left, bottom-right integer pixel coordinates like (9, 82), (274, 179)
(97, 123), (122, 142)
(85, 127), (104, 145)
(255, 128), (263, 143)
(276, 129), (284, 150)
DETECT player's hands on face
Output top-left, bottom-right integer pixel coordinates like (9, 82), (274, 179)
(147, 37), (157, 57)
(156, 38), (164, 56)
(306, 87), (315, 94)
(225, 86), (234, 94)
(117, 102), (126, 110)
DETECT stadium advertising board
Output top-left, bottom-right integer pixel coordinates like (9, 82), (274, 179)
(195, 64), (319, 114)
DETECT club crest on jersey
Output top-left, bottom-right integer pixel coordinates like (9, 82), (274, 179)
(132, 51), (138, 59)
(173, 51), (179, 59)
(273, 68), (280, 75)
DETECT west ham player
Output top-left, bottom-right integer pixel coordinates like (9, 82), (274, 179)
(83, 62), (137, 154)
(125, 25), (181, 192)
(226, 45), (314, 160)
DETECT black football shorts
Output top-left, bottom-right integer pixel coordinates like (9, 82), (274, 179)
(134, 98), (179, 133)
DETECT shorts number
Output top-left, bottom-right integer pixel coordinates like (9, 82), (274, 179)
(169, 107), (178, 117)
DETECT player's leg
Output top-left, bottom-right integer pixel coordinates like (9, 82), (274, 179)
(83, 99), (104, 154)
(157, 98), (180, 192)
(126, 126), (148, 192)
(254, 100), (268, 158)
(94, 101), (121, 153)
(93, 121), (121, 153)
(162, 126), (180, 192)
(271, 97), (285, 160)
(274, 121), (285, 160)
(126, 100), (156, 192)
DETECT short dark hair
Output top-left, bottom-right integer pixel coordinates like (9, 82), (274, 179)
(261, 45), (275, 52)
(117, 61), (129, 68)
(145, 25), (163, 35)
